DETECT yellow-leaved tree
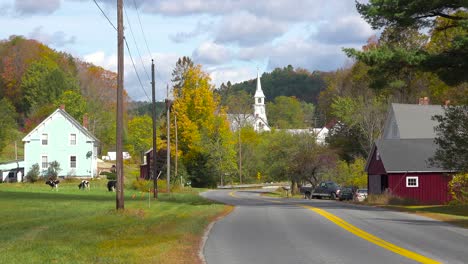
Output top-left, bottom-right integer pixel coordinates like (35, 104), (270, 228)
(172, 65), (236, 187)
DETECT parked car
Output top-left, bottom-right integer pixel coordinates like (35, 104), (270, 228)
(354, 189), (368, 202)
(300, 181), (341, 200)
(338, 187), (354, 201)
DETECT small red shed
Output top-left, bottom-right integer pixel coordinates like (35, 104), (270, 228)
(366, 139), (453, 204)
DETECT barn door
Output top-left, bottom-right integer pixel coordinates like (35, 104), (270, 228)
(381, 174), (388, 192)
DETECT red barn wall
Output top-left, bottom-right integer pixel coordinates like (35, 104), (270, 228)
(388, 173), (452, 204)
(367, 147), (386, 175)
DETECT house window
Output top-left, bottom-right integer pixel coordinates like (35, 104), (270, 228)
(406, 176), (419, 187)
(70, 156), (77, 168)
(41, 134), (48, 145)
(41, 156), (48, 169)
(70, 134), (76, 145)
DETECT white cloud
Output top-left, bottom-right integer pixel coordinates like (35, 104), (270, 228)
(215, 12), (288, 46)
(169, 20), (213, 43)
(192, 42), (232, 65)
(314, 16), (375, 44)
(209, 66), (255, 87)
(28, 26), (76, 47)
(15, 0), (61, 15)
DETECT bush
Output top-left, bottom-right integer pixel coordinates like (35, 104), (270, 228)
(100, 171), (116, 180)
(26, 163), (40, 183)
(449, 173), (468, 204)
(46, 161), (61, 180)
(367, 190), (419, 205)
(131, 177), (152, 192)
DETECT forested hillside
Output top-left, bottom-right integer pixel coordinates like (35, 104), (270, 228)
(221, 65), (328, 104)
(0, 36), (124, 156)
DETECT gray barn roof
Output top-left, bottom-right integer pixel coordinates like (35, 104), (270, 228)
(375, 139), (449, 173)
(390, 103), (444, 139)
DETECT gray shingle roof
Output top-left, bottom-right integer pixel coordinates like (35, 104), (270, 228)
(375, 139), (449, 173)
(391, 103), (444, 138)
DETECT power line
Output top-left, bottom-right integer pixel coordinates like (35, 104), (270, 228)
(124, 3), (151, 82)
(132, 0), (153, 59)
(124, 38), (151, 101)
(92, 0), (117, 31)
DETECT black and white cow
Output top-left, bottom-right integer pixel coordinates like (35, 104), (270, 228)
(78, 180), (90, 190)
(107, 180), (117, 192)
(45, 179), (60, 191)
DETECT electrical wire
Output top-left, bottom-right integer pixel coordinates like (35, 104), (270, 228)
(132, 0), (153, 60)
(124, 3), (151, 82)
(124, 38), (151, 101)
(92, 0), (117, 31)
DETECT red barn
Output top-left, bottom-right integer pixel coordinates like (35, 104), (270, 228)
(365, 102), (454, 204)
(366, 139), (452, 204)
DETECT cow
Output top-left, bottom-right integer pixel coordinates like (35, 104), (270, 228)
(78, 180), (90, 190)
(45, 179), (60, 191)
(107, 180), (117, 192)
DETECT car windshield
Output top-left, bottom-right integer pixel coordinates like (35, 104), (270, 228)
(358, 189), (368, 193)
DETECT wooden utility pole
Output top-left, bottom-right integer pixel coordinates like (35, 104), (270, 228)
(116, 0), (124, 210)
(151, 60), (158, 199)
(239, 129), (242, 184)
(166, 85), (171, 193)
(175, 114), (179, 186)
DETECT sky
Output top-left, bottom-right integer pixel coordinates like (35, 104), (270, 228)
(0, 0), (376, 101)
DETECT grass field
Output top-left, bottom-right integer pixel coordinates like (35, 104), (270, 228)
(381, 204), (468, 228)
(0, 179), (231, 264)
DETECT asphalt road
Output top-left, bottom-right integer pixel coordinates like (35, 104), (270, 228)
(202, 189), (468, 264)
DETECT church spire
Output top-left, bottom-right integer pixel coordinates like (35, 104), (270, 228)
(254, 68), (265, 98)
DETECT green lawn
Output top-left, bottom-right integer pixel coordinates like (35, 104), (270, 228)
(382, 204), (468, 228)
(0, 180), (230, 264)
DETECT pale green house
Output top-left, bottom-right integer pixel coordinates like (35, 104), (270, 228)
(22, 108), (99, 178)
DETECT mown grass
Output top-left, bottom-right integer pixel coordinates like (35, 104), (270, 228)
(0, 180), (230, 264)
(380, 204), (468, 228)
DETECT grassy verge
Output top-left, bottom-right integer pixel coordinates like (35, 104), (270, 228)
(378, 204), (468, 228)
(261, 188), (303, 199)
(0, 180), (230, 264)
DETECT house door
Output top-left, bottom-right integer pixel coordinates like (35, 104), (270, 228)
(381, 174), (388, 192)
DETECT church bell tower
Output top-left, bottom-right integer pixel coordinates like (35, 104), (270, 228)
(253, 70), (270, 131)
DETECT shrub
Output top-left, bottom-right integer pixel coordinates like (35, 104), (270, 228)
(367, 190), (419, 205)
(46, 161), (61, 180)
(100, 171), (116, 180)
(26, 163), (40, 183)
(131, 177), (152, 192)
(449, 173), (468, 204)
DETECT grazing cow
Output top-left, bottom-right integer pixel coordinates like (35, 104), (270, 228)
(107, 180), (117, 192)
(45, 179), (60, 191)
(78, 180), (90, 190)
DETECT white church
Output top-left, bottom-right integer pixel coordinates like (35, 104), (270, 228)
(227, 70), (330, 144)
(228, 70), (271, 132)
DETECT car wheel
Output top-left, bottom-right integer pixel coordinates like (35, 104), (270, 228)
(305, 192), (311, 199)
(331, 193), (336, 200)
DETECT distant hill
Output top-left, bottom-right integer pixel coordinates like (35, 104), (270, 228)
(0, 35), (125, 152)
(227, 65), (329, 104)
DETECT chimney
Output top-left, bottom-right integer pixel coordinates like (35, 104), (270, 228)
(60, 104), (65, 110)
(418, 97), (424, 105)
(83, 114), (89, 129)
(423, 97), (430, 105)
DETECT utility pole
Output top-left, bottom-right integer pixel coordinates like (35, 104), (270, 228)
(151, 60), (158, 199)
(166, 85), (171, 193)
(239, 129), (242, 184)
(175, 114), (179, 187)
(116, 0), (124, 210)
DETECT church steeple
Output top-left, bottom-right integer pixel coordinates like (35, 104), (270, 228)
(253, 69), (270, 131)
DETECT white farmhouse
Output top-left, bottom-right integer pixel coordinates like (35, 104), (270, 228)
(22, 107), (99, 178)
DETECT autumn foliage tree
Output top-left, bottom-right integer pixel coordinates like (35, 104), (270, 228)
(172, 65), (236, 187)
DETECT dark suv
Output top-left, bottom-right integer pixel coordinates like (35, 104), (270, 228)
(300, 181), (341, 200)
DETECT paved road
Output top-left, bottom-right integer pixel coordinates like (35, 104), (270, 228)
(202, 189), (468, 264)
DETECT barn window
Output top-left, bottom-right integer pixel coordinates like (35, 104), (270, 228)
(41, 156), (48, 169)
(70, 134), (76, 145)
(41, 134), (48, 145)
(406, 176), (419, 187)
(70, 156), (77, 168)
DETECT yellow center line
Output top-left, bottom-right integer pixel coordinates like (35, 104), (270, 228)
(258, 196), (440, 264)
(229, 191), (238, 198)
